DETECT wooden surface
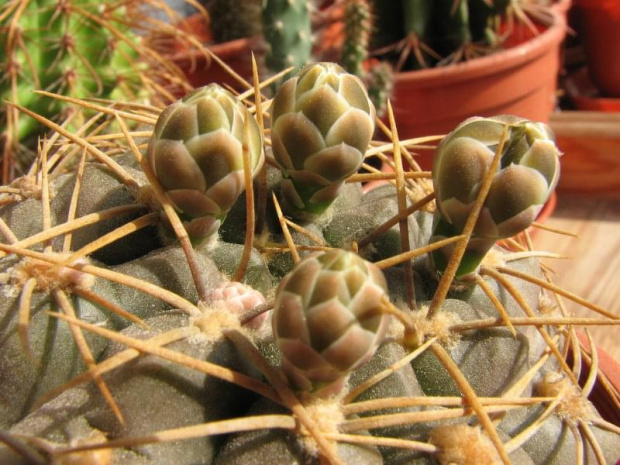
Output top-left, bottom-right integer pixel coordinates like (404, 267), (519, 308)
(532, 192), (620, 361)
(550, 111), (620, 197)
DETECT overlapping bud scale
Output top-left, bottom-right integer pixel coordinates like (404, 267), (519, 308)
(433, 115), (561, 239)
(431, 115), (562, 277)
(147, 85), (264, 243)
(273, 250), (390, 397)
(271, 63), (376, 217)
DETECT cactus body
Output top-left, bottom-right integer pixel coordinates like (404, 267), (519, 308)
(342, 0), (373, 77)
(0, 0), (188, 183)
(0, 69), (618, 465)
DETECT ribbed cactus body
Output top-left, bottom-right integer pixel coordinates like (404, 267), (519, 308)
(0, 0), (143, 169)
(262, 0), (313, 74)
(342, 0), (372, 77)
(1, 67), (619, 465)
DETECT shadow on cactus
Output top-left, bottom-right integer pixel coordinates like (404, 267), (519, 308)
(0, 61), (618, 465)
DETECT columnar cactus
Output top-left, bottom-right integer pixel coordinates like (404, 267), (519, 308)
(272, 249), (390, 397)
(262, 0), (313, 75)
(147, 84), (264, 245)
(270, 62), (376, 219)
(342, 0), (373, 77)
(430, 115), (561, 278)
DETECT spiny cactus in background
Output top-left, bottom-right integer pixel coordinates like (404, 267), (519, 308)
(147, 84), (264, 246)
(340, 0), (394, 116)
(370, 0), (521, 70)
(270, 62), (375, 219)
(430, 115), (561, 278)
(208, 0), (263, 43)
(0, 62), (619, 465)
(0, 0), (195, 184)
(262, 0), (313, 76)
(342, 0), (372, 77)
(273, 250), (390, 397)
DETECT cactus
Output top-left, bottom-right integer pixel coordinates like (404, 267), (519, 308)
(368, 0), (525, 70)
(342, 0), (373, 77)
(262, 0), (313, 75)
(0, 63), (619, 465)
(0, 0), (196, 184)
(208, 0), (263, 43)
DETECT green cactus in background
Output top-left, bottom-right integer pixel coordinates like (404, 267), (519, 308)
(270, 62), (375, 219)
(209, 0), (263, 43)
(430, 115), (561, 278)
(0, 62), (618, 465)
(0, 0), (195, 184)
(342, 0), (373, 77)
(147, 84), (264, 246)
(262, 0), (313, 76)
(370, 0), (518, 70)
(273, 249), (390, 397)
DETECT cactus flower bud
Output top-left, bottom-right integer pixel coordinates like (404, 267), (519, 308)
(270, 62), (376, 219)
(272, 250), (390, 397)
(205, 281), (268, 330)
(431, 115), (561, 277)
(147, 84), (264, 245)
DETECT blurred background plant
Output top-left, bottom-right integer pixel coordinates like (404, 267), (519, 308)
(0, 0), (207, 184)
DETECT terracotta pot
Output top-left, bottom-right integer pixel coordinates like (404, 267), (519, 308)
(570, 332), (620, 427)
(389, 10), (566, 170)
(170, 35), (264, 94)
(573, 0), (620, 97)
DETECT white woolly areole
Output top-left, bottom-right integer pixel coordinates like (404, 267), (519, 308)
(535, 372), (596, 424)
(296, 393), (345, 457)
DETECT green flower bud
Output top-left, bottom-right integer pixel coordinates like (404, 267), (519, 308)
(431, 115), (561, 277)
(270, 62), (376, 219)
(273, 250), (390, 397)
(147, 84), (264, 244)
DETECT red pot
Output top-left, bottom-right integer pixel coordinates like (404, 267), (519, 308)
(573, 0), (620, 97)
(389, 10), (566, 170)
(170, 35), (264, 94)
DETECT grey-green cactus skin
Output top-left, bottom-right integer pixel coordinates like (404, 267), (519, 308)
(0, 313), (261, 464)
(214, 397), (383, 465)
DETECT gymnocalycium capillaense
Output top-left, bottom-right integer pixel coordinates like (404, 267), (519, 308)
(0, 62), (618, 465)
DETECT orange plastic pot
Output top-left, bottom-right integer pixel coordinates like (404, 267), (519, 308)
(573, 0), (620, 97)
(389, 10), (566, 170)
